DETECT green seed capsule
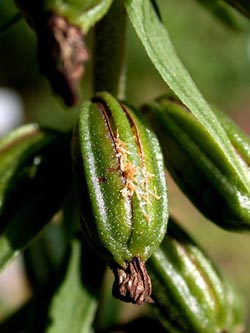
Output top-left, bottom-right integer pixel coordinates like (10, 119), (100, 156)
(144, 94), (250, 231)
(0, 124), (71, 234)
(72, 92), (168, 304)
(147, 217), (245, 333)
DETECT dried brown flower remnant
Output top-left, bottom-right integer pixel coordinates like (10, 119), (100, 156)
(37, 14), (89, 106)
(112, 257), (154, 305)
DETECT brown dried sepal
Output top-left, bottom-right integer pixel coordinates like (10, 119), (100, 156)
(112, 257), (154, 305)
(37, 13), (89, 106)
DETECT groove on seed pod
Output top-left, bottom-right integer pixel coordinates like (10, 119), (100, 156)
(115, 131), (160, 209)
(148, 217), (245, 333)
(96, 99), (161, 222)
(72, 92), (168, 305)
(143, 93), (250, 231)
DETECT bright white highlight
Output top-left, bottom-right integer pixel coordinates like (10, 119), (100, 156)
(0, 88), (24, 136)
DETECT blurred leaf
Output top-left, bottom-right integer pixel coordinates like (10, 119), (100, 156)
(125, 0), (250, 192)
(0, 12), (22, 36)
(196, 0), (240, 30)
(1, 244), (66, 333)
(224, 0), (250, 19)
(23, 193), (80, 289)
(0, 125), (72, 271)
(94, 271), (121, 332)
(62, 190), (82, 239)
(47, 238), (106, 333)
(23, 222), (68, 288)
(0, 2), (39, 89)
(5, 237), (106, 333)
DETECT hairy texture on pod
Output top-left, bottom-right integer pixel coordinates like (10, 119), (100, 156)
(144, 94), (250, 231)
(147, 217), (245, 333)
(14, 0), (113, 106)
(72, 92), (168, 304)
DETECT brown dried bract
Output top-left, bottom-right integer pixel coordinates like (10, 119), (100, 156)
(37, 13), (89, 106)
(112, 257), (154, 305)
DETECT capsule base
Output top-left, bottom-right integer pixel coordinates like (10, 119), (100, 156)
(112, 256), (154, 305)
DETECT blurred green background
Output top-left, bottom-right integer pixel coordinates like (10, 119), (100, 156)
(0, 0), (250, 331)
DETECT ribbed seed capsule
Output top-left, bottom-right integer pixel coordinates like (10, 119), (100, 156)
(0, 128), (73, 273)
(0, 123), (71, 236)
(72, 92), (168, 304)
(147, 217), (245, 333)
(144, 94), (250, 231)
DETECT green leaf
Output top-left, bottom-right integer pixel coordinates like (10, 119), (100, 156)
(23, 222), (68, 288)
(47, 239), (105, 333)
(125, 0), (250, 191)
(224, 0), (250, 19)
(195, 0), (241, 30)
(0, 12), (22, 36)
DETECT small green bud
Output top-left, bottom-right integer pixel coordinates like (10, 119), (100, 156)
(72, 92), (168, 304)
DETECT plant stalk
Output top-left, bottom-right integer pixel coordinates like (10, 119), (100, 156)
(92, 0), (127, 98)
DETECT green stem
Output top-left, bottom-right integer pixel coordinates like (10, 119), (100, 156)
(92, 0), (127, 98)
